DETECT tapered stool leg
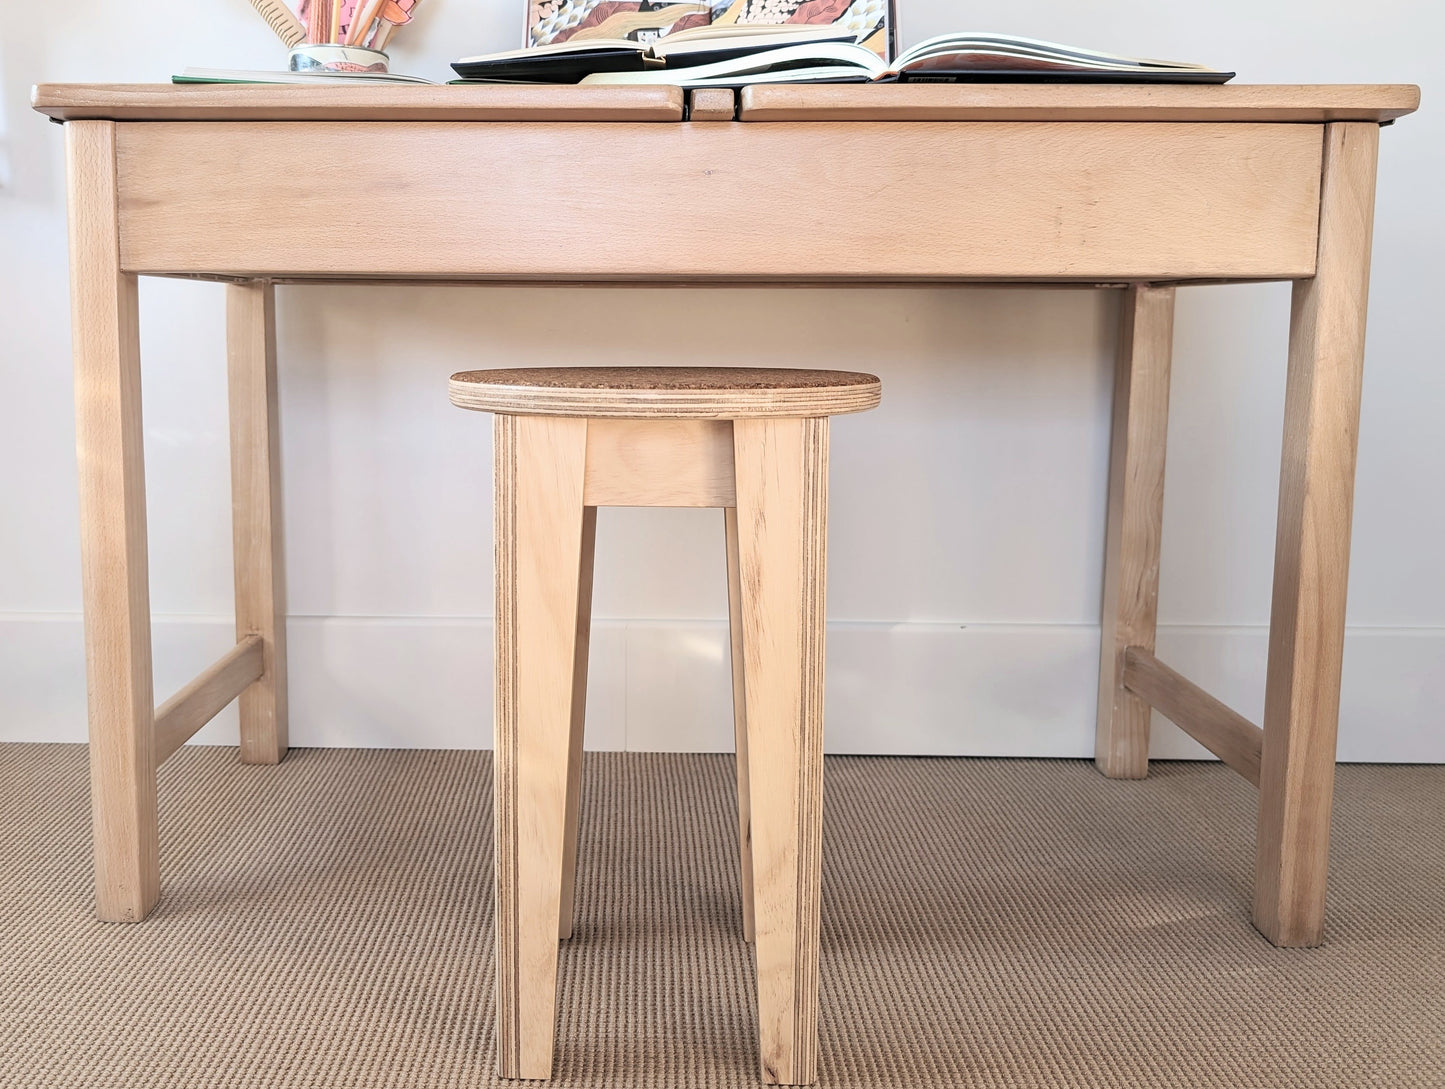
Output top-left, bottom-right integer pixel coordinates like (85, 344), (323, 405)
(724, 506), (757, 943)
(733, 417), (828, 1086)
(493, 414), (590, 1080)
(559, 506), (598, 941)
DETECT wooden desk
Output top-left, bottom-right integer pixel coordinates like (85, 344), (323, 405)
(35, 79), (1419, 1078)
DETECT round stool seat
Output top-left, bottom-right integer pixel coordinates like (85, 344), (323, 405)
(448, 366), (881, 419)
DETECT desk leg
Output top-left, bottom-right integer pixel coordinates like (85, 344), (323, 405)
(227, 281), (289, 764)
(1095, 285), (1175, 779)
(1255, 122), (1379, 948)
(734, 418), (827, 1086)
(67, 121), (159, 922)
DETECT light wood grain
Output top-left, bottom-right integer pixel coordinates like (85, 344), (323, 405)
(584, 419), (736, 506)
(493, 413), (590, 1079)
(1255, 122), (1380, 949)
(227, 281), (289, 765)
(116, 122), (1322, 281)
(31, 83), (685, 122)
(1121, 648), (1262, 786)
(33, 82), (1419, 125)
(494, 413), (520, 1075)
(688, 87), (736, 121)
(1095, 285), (1175, 779)
(724, 506), (756, 944)
(67, 121), (159, 924)
(558, 505), (597, 941)
(154, 636), (265, 765)
(450, 367), (881, 419)
(734, 416), (828, 1085)
(739, 83), (1420, 123)
(478, 377), (868, 1074)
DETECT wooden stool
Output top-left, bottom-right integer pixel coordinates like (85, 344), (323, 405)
(449, 367), (881, 1084)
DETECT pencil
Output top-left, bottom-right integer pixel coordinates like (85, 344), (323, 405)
(347, 0), (386, 47)
(330, 0), (344, 43)
(310, 0), (330, 44)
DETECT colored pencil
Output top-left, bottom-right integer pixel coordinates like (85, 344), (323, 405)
(346, 0), (387, 47)
(310, 0), (331, 45)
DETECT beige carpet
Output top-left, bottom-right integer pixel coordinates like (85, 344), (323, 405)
(1, 746), (1441, 1088)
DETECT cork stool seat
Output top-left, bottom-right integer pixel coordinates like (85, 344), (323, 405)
(449, 366), (881, 1085)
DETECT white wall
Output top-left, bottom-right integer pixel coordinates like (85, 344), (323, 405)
(2, 2), (1442, 760)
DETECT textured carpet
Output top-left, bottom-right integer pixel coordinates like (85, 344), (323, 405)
(0, 746), (1441, 1089)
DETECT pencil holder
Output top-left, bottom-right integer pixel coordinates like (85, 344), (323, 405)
(289, 44), (389, 74)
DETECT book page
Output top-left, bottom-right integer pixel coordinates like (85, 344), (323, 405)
(527, 0), (892, 58)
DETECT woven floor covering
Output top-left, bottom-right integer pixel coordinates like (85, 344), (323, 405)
(1, 746), (1441, 1088)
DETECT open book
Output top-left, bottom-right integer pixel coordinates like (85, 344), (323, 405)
(574, 32), (1233, 88)
(452, 23), (860, 83)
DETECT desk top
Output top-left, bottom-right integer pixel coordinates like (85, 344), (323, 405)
(31, 83), (687, 122)
(32, 82), (1419, 125)
(739, 83), (1420, 123)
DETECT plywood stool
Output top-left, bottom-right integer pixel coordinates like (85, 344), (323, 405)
(449, 367), (882, 1084)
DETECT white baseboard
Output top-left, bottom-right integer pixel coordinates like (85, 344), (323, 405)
(2, 615), (1441, 761)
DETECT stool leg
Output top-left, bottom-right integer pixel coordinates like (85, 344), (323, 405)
(558, 506), (598, 941)
(724, 506), (757, 943)
(493, 414), (590, 1080)
(1095, 284), (1174, 780)
(733, 417), (828, 1086)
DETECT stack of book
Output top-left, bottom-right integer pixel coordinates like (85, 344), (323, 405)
(450, 30), (1234, 88)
